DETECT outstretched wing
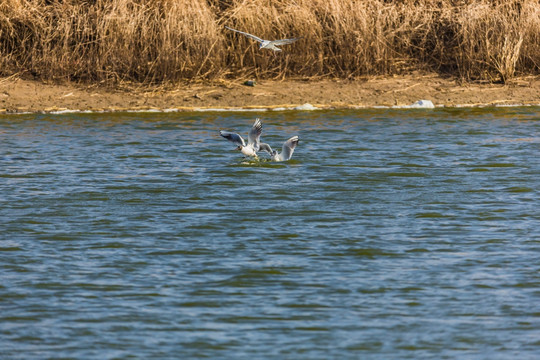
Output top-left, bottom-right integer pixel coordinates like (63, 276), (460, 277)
(225, 26), (264, 43)
(259, 143), (273, 155)
(247, 118), (262, 148)
(280, 135), (299, 161)
(270, 37), (301, 46)
(220, 130), (246, 147)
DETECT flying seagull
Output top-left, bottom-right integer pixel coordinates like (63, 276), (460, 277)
(225, 26), (300, 52)
(220, 118), (273, 158)
(270, 135), (300, 162)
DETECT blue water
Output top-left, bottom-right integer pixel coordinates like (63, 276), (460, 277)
(1, 108), (539, 359)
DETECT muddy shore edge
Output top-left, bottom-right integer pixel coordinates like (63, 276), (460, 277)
(1, 74), (539, 114)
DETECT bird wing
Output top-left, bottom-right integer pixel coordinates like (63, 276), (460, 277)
(225, 26), (264, 43)
(220, 130), (246, 147)
(247, 118), (262, 148)
(280, 135), (299, 161)
(258, 143), (273, 155)
(270, 38), (301, 46)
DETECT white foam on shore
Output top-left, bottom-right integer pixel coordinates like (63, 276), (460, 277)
(193, 107), (268, 112)
(272, 103), (321, 111)
(395, 100), (435, 109)
(49, 109), (82, 114)
(2, 102), (539, 115)
(294, 103), (319, 111)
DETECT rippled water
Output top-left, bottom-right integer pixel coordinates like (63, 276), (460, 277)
(1, 108), (539, 359)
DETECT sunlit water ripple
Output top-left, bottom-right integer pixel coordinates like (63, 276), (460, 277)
(1, 108), (539, 359)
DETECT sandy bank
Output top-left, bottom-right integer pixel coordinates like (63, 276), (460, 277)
(1, 74), (539, 113)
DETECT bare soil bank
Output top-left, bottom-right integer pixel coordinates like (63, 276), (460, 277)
(1, 74), (539, 113)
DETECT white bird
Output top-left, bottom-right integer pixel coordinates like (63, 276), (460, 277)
(225, 26), (300, 52)
(271, 135), (300, 162)
(220, 118), (272, 158)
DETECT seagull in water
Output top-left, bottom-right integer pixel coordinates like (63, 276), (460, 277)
(270, 135), (300, 162)
(225, 26), (300, 52)
(220, 118), (272, 158)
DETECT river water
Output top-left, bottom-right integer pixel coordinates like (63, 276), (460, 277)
(1, 108), (539, 359)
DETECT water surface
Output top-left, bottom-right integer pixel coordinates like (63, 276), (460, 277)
(1, 108), (539, 359)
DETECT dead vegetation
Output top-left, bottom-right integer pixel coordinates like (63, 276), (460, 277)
(0, 0), (538, 85)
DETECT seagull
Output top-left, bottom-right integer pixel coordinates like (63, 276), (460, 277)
(220, 118), (273, 158)
(225, 26), (300, 52)
(270, 135), (299, 162)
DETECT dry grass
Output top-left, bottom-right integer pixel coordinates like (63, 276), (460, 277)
(446, 1), (536, 82)
(0, 0), (226, 84)
(0, 0), (538, 85)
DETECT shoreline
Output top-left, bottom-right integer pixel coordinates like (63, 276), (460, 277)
(1, 74), (539, 114)
(4, 102), (540, 115)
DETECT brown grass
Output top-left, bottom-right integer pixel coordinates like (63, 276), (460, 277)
(0, 0), (538, 85)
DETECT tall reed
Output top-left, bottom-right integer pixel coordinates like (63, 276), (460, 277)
(0, 0), (226, 83)
(0, 0), (538, 84)
(446, 1), (534, 82)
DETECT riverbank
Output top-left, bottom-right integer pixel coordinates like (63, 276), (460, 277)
(1, 74), (539, 113)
